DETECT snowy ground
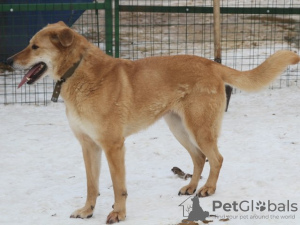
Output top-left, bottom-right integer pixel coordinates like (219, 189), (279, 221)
(1, 86), (300, 225)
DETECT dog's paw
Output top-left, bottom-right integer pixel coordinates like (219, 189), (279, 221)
(178, 184), (197, 195)
(197, 186), (215, 197)
(106, 210), (126, 224)
(70, 205), (94, 219)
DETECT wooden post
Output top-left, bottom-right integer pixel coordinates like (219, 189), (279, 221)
(213, 0), (221, 63)
(213, 0), (232, 112)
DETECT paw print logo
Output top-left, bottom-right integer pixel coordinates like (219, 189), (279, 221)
(256, 201), (266, 211)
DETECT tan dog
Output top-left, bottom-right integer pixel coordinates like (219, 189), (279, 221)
(7, 21), (300, 223)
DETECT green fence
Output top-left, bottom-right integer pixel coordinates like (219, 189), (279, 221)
(115, 0), (300, 89)
(0, 1), (112, 105)
(1, 0), (300, 105)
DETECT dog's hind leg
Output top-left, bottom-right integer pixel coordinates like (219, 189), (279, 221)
(164, 112), (206, 195)
(70, 132), (102, 219)
(196, 140), (223, 197)
(183, 94), (225, 197)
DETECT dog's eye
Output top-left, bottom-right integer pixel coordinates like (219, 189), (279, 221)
(32, 44), (39, 50)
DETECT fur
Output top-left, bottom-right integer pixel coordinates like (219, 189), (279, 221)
(7, 21), (300, 224)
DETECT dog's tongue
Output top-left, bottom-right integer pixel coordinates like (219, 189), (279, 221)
(18, 64), (41, 88)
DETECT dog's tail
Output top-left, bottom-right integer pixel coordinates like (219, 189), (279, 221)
(219, 50), (300, 91)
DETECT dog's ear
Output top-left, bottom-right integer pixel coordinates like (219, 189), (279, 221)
(51, 28), (74, 47)
(58, 28), (74, 47)
(47, 21), (68, 28)
(57, 21), (68, 27)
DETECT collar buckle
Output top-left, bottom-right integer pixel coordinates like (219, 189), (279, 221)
(51, 56), (82, 102)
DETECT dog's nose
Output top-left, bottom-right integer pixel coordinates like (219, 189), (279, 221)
(6, 57), (14, 66)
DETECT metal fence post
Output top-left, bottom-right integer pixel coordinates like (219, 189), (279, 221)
(115, 0), (120, 58)
(105, 0), (113, 56)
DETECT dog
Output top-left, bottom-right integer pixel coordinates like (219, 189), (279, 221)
(6, 21), (299, 223)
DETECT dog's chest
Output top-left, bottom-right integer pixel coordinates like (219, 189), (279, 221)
(66, 106), (99, 140)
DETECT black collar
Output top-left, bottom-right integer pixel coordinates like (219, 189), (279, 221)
(51, 57), (82, 102)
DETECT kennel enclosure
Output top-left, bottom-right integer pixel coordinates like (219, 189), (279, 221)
(0, 0), (299, 105)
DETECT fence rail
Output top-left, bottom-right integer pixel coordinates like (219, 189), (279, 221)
(117, 6), (300, 14)
(0, 3), (105, 11)
(0, 0), (299, 105)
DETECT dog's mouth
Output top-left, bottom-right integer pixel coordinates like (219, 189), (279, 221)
(18, 62), (47, 88)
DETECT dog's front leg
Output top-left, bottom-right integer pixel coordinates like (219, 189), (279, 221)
(102, 138), (127, 224)
(70, 132), (102, 219)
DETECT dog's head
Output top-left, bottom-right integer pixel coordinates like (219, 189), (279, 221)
(7, 21), (81, 88)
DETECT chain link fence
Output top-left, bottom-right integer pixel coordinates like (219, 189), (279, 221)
(1, 0), (299, 105)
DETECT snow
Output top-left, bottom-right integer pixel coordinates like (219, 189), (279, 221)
(1, 86), (300, 225)
(1, 0), (300, 223)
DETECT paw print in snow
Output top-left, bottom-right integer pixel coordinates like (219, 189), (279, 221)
(256, 201), (266, 211)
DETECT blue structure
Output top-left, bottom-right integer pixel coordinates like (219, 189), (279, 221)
(0, 0), (92, 59)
